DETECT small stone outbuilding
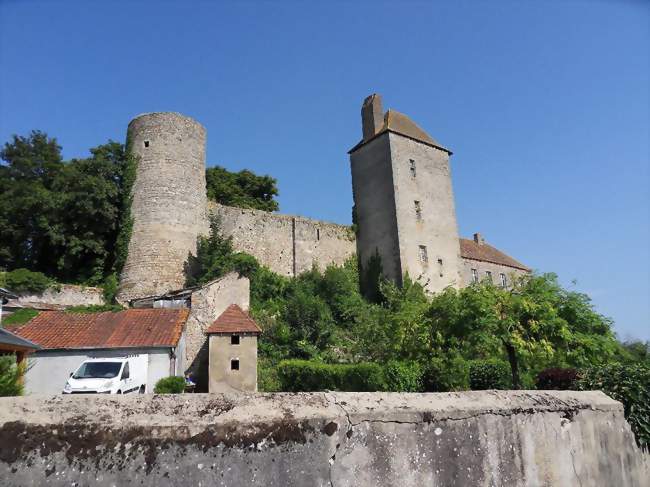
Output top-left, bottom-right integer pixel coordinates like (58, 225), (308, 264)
(206, 304), (261, 393)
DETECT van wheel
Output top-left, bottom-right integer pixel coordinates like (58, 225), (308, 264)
(139, 385), (145, 394)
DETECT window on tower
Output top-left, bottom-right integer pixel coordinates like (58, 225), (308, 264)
(437, 258), (443, 277)
(414, 201), (422, 220)
(409, 159), (416, 177)
(144, 140), (150, 148)
(418, 245), (428, 264)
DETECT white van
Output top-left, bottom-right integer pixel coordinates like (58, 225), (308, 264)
(62, 355), (148, 394)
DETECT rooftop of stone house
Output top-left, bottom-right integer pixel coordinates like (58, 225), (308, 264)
(14, 308), (189, 349)
(350, 94), (452, 154)
(460, 233), (530, 271)
(206, 304), (262, 335)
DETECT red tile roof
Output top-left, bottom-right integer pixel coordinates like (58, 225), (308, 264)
(206, 305), (261, 334)
(14, 308), (189, 350)
(460, 238), (530, 271)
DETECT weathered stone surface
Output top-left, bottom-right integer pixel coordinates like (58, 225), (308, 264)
(117, 112), (208, 303)
(5, 284), (104, 310)
(0, 391), (647, 486)
(184, 272), (249, 388)
(211, 202), (356, 277)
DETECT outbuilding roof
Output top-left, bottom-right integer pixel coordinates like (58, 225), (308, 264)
(459, 238), (530, 271)
(0, 327), (41, 352)
(206, 304), (262, 335)
(14, 308), (189, 350)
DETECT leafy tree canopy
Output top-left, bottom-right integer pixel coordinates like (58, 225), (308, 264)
(0, 132), (127, 285)
(206, 165), (279, 212)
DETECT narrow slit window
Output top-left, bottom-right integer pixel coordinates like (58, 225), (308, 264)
(231, 359), (240, 371)
(414, 201), (422, 221)
(418, 245), (428, 264)
(500, 273), (507, 288)
(316, 228), (320, 240)
(231, 335), (240, 345)
(144, 140), (150, 148)
(409, 159), (416, 177)
(471, 268), (479, 283)
(437, 258), (443, 277)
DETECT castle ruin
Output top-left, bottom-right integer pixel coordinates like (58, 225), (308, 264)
(116, 95), (529, 304)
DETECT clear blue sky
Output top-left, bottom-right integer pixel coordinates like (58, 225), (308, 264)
(1, 1), (648, 340)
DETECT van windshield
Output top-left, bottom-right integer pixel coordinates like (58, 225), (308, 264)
(73, 362), (122, 379)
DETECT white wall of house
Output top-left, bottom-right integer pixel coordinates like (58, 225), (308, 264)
(24, 344), (183, 395)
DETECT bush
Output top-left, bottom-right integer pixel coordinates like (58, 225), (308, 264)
(384, 361), (423, 392)
(535, 367), (579, 390)
(3, 268), (53, 294)
(339, 362), (385, 392)
(277, 360), (386, 392)
(258, 359), (281, 392)
(0, 356), (25, 396)
(154, 376), (185, 394)
(422, 357), (470, 392)
(579, 363), (649, 451)
(277, 360), (339, 392)
(469, 360), (511, 390)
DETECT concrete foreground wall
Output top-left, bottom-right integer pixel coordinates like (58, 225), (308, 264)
(0, 391), (647, 487)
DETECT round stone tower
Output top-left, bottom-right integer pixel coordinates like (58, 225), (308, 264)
(117, 112), (208, 303)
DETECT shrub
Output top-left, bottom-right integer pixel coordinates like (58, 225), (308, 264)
(383, 360), (423, 392)
(535, 367), (579, 390)
(578, 363), (649, 451)
(3, 268), (53, 294)
(422, 357), (470, 392)
(277, 360), (386, 392)
(154, 376), (185, 394)
(102, 273), (119, 304)
(469, 360), (511, 390)
(339, 362), (385, 392)
(258, 359), (281, 392)
(0, 356), (26, 396)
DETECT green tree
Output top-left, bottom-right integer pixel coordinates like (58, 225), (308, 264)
(0, 131), (63, 273)
(0, 133), (128, 285)
(206, 165), (279, 211)
(185, 216), (259, 287)
(50, 142), (127, 283)
(427, 274), (618, 388)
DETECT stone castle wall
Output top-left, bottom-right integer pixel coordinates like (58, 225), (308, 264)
(117, 113), (208, 303)
(210, 202), (356, 277)
(5, 284), (104, 311)
(1, 391), (647, 486)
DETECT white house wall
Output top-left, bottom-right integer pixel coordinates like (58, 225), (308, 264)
(24, 347), (177, 395)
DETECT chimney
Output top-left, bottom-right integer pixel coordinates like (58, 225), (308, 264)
(361, 93), (383, 141)
(473, 233), (485, 245)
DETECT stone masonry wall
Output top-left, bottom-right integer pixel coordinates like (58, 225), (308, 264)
(0, 391), (647, 486)
(117, 112), (208, 303)
(5, 284), (104, 310)
(460, 257), (530, 287)
(210, 202), (356, 277)
(184, 272), (249, 390)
